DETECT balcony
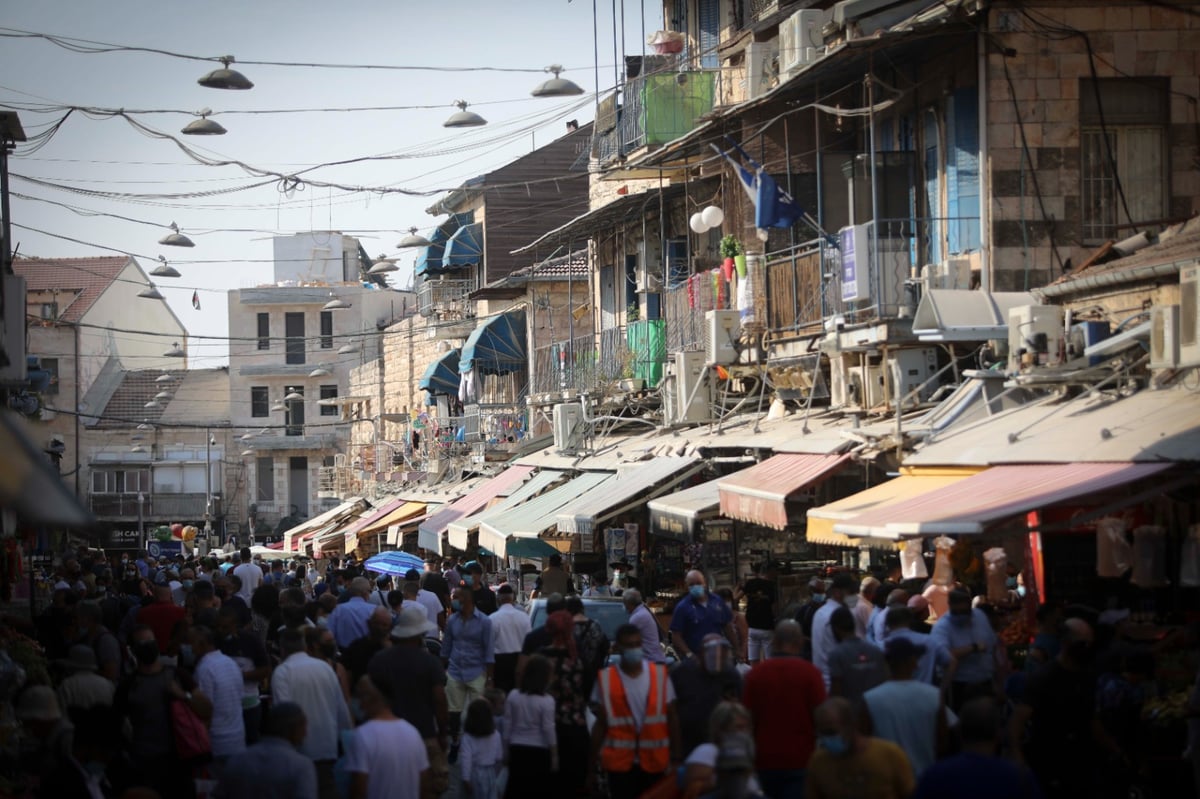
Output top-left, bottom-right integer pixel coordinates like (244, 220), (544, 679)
(418, 278), (474, 321)
(89, 492), (209, 520)
(663, 271), (733, 353)
(594, 70), (718, 168)
(318, 465), (362, 499)
(531, 325), (667, 397)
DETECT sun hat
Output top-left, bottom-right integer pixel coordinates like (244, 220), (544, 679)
(390, 604), (436, 639)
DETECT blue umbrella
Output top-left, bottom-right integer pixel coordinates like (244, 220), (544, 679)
(364, 550), (426, 577)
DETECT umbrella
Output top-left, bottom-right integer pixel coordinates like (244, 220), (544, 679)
(364, 550), (426, 577)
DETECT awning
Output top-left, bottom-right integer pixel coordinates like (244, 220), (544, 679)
(443, 222), (483, 267)
(448, 469), (566, 551)
(341, 500), (426, 552)
(460, 310), (527, 375)
(0, 409), (94, 529)
(417, 465), (536, 552)
(414, 213), (473, 276)
(717, 453), (850, 530)
(283, 497), (369, 552)
(419, 349), (461, 397)
(557, 456), (704, 535)
(835, 462), (1173, 540)
(506, 536), (561, 559)
(912, 290), (1037, 342)
(805, 467), (983, 547)
(479, 471), (615, 558)
(647, 477), (723, 541)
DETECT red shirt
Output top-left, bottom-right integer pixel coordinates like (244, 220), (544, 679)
(742, 656), (827, 770)
(137, 600), (187, 653)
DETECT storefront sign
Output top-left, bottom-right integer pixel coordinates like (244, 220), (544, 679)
(650, 508), (694, 541)
(147, 540), (182, 559)
(102, 528), (142, 551)
(605, 527), (628, 566)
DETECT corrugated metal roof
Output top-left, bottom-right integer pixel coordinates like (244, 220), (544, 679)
(445, 469), (564, 549)
(14, 256), (132, 322)
(836, 462), (1172, 539)
(556, 456), (704, 535)
(912, 291), (1038, 342)
(479, 471), (615, 555)
(94, 368), (188, 428)
(158, 368), (230, 426)
(718, 453), (850, 529)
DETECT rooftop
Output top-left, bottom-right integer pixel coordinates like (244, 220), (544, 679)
(1043, 216), (1200, 296)
(14, 256), (132, 323)
(94, 368), (230, 429)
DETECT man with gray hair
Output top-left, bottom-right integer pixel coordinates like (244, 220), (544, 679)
(325, 576), (376, 649)
(215, 702), (318, 799)
(623, 589), (665, 664)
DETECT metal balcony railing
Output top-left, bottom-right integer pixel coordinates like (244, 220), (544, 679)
(531, 327), (633, 395)
(418, 278), (475, 320)
(593, 70), (718, 167)
(664, 271), (732, 353)
(89, 493), (209, 519)
(318, 466), (362, 499)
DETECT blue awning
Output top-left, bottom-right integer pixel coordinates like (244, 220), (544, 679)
(443, 222), (483, 267)
(419, 348), (460, 396)
(414, 213), (474, 276)
(460, 310), (527, 375)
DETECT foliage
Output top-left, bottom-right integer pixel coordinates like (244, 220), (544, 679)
(719, 235), (743, 259)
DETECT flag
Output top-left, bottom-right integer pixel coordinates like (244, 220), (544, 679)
(711, 138), (827, 241)
(192, 290), (201, 311)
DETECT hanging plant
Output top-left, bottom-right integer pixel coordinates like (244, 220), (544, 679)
(719, 235), (743, 259)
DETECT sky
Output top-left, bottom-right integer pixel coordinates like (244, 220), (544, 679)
(1, 0), (663, 367)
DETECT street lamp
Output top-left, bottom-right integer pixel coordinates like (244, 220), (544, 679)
(182, 109), (227, 136)
(137, 284), (165, 300)
(368, 255), (398, 275)
(443, 100), (486, 128)
(397, 227), (430, 248)
(164, 342), (186, 358)
(151, 256), (181, 278)
(198, 56), (254, 90)
(322, 291), (352, 311)
(308, 365), (331, 378)
(531, 65), (585, 97)
(137, 491), (146, 551)
(159, 222), (194, 248)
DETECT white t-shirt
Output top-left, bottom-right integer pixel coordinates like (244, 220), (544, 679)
(590, 665), (677, 731)
(345, 718), (429, 799)
(416, 590), (444, 638)
(195, 650), (247, 758)
(460, 730), (503, 775)
(504, 691), (556, 749)
(232, 562), (262, 602)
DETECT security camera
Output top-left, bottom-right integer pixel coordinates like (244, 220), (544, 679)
(209, 435), (216, 446)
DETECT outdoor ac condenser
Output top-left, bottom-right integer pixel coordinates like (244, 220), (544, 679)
(674, 351), (712, 424)
(552, 403), (584, 453)
(1150, 305), (1181, 370)
(705, 310), (741, 366)
(1180, 265), (1200, 368)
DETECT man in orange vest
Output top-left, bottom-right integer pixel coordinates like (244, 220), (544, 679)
(588, 623), (682, 798)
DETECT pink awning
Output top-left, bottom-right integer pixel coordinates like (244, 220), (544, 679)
(835, 462), (1173, 540)
(418, 465), (536, 551)
(717, 453), (850, 530)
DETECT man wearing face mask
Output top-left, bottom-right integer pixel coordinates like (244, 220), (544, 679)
(442, 586), (494, 758)
(930, 589), (998, 712)
(795, 578), (827, 660)
(810, 573), (859, 691)
(325, 577), (377, 650)
(588, 624), (682, 798)
(670, 633), (742, 757)
(216, 604), (271, 745)
(191, 624), (247, 772)
(462, 561), (497, 615)
(805, 697), (914, 799)
(1010, 617), (1122, 798)
(669, 570), (739, 663)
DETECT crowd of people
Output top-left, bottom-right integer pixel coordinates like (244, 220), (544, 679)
(1, 547), (1197, 799)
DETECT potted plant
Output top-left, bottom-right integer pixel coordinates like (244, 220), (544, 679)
(719, 235), (742, 281)
(618, 347), (643, 392)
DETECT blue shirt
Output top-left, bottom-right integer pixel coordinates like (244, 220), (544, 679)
(886, 628), (952, 685)
(929, 609), (997, 684)
(326, 596), (376, 649)
(443, 610), (494, 682)
(912, 752), (1043, 799)
(669, 591), (733, 655)
(217, 735), (318, 799)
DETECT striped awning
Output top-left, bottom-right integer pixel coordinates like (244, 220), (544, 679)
(417, 465), (535, 552)
(717, 453), (850, 530)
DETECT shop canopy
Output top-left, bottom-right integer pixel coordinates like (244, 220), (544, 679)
(479, 471), (615, 558)
(835, 462), (1173, 540)
(419, 349), (461, 397)
(442, 222), (484, 267)
(447, 469), (566, 551)
(647, 477), (723, 541)
(460, 309), (527, 375)
(805, 467), (983, 547)
(557, 456), (704, 536)
(340, 499), (427, 552)
(717, 453), (851, 530)
(414, 213), (473, 277)
(282, 497), (368, 552)
(417, 465), (535, 553)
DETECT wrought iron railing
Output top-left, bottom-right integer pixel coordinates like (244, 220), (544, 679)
(663, 271), (732, 353)
(593, 70), (719, 167)
(418, 278), (475, 320)
(531, 327), (635, 395)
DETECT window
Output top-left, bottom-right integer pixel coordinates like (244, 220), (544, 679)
(41, 358), (59, 395)
(40, 302), (58, 320)
(320, 310), (333, 349)
(1080, 78), (1168, 243)
(284, 386), (304, 436)
(285, 312), (306, 364)
(257, 313), (270, 350)
(256, 457), (275, 502)
(91, 469), (150, 494)
(250, 386), (269, 418)
(319, 384), (338, 416)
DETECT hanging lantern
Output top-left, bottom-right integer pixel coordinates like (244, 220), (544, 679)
(701, 205), (725, 228)
(689, 213), (708, 234)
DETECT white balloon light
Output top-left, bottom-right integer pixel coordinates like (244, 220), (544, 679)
(701, 205), (725, 228)
(689, 212), (709, 234)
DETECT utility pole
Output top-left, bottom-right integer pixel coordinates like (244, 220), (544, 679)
(205, 427), (213, 544)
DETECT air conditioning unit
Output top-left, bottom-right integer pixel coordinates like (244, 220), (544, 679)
(552, 403), (584, 453)
(779, 8), (827, 78)
(659, 372), (678, 426)
(675, 351), (712, 423)
(1066, 321), (1112, 365)
(1150, 305), (1180, 369)
(1180, 265), (1200, 367)
(705, 310), (741, 365)
(849, 365), (886, 409)
(743, 38), (779, 100)
(829, 355), (850, 407)
(888, 348), (939, 406)
(1007, 304), (1065, 371)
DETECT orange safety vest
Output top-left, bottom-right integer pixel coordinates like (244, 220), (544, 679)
(597, 662), (671, 774)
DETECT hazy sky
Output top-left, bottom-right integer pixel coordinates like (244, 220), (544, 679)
(1, 0), (661, 366)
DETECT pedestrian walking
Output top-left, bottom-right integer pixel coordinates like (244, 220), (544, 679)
(460, 698), (505, 799)
(623, 589), (666, 664)
(806, 697), (914, 799)
(346, 677), (431, 799)
(215, 702), (318, 799)
(490, 584), (531, 693)
(862, 637), (949, 778)
(741, 562), (778, 663)
(930, 589), (998, 712)
(827, 606), (888, 707)
(504, 653), (558, 797)
(190, 624), (247, 773)
(810, 573), (859, 691)
(669, 570), (739, 662)
(539, 610), (589, 795)
(325, 577), (376, 650)
(444, 585), (495, 755)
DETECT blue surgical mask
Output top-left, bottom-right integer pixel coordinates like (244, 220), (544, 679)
(818, 734), (849, 756)
(812, 593), (826, 604)
(688, 585), (705, 600)
(451, 600), (463, 612)
(1016, 585), (1026, 598)
(620, 647), (643, 666)
(182, 579), (194, 590)
(463, 575), (474, 588)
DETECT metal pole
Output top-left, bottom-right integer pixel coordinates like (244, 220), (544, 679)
(867, 63), (881, 314)
(137, 492), (145, 552)
(205, 427), (213, 543)
(1, 141), (12, 274)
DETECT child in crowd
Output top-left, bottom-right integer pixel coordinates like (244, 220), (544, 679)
(460, 698), (505, 799)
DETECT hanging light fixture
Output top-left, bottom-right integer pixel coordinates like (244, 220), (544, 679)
(531, 64), (585, 97)
(151, 255), (181, 278)
(154, 390), (172, 401)
(163, 342), (186, 358)
(284, 391), (303, 402)
(397, 227), (431, 248)
(323, 291), (351, 311)
(368, 254), (398, 275)
(240, 432), (256, 441)
(159, 222), (194, 248)
(182, 108), (226, 136)
(155, 373), (174, 384)
(136, 420), (153, 430)
(131, 444), (147, 454)
(197, 56), (254, 90)
(144, 400), (162, 410)
(270, 400), (286, 412)
(338, 341), (359, 355)
(308, 365), (331, 378)
(138, 284), (165, 300)
(701, 205), (725, 228)
(241, 448), (255, 457)
(443, 100), (487, 128)
(131, 434), (144, 442)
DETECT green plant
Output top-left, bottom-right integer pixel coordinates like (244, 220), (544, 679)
(627, 302), (640, 322)
(719, 235), (743, 259)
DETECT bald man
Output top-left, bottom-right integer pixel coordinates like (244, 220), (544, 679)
(669, 570), (738, 660)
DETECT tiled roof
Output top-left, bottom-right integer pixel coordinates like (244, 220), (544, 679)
(13, 256), (132, 323)
(504, 250), (589, 282)
(95, 368), (188, 429)
(1046, 216), (1200, 293)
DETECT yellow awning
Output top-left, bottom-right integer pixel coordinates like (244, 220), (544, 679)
(805, 466), (984, 547)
